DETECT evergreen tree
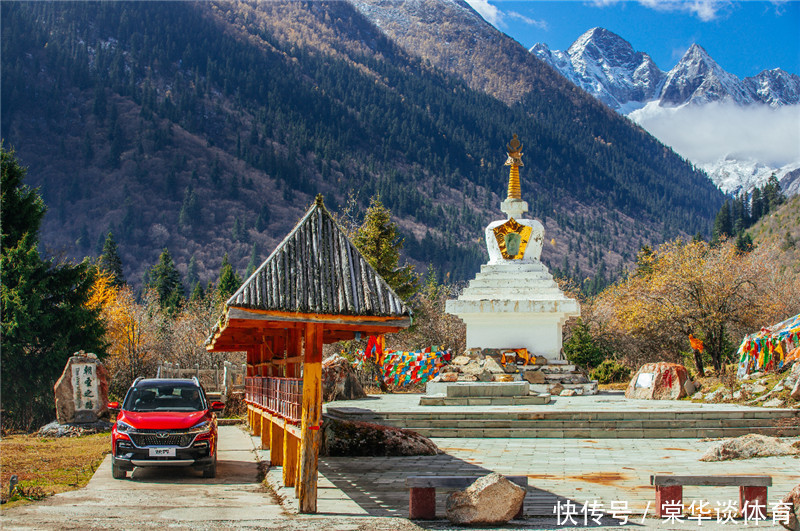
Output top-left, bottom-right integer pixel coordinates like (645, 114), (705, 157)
(352, 196), (418, 300)
(217, 253), (242, 300)
(245, 243), (259, 278)
(735, 232), (754, 253)
(186, 254), (199, 289)
(762, 174), (785, 213)
(145, 248), (184, 312)
(1, 146), (106, 430)
(712, 200), (733, 243)
(190, 282), (205, 302)
(563, 319), (608, 370)
(98, 231), (125, 287)
(750, 187), (763, 221)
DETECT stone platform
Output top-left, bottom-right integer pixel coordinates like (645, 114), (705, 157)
(435, 349), (599, 396)
(326, 392), (800, 439)
(421, 381), (550, 406)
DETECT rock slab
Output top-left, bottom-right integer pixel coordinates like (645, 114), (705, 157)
(699, 434), (800, 462)
(626, 362), (690, 400)
(445, 473), (526, 525)
(322, 354), (367, 402)
(53, 352), (110, 424)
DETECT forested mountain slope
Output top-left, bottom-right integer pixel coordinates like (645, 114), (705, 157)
(1, 1), (723, 290)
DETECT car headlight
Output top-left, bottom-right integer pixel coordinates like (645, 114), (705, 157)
(116, 421), (134, 433)
(189, 421), (211, 434)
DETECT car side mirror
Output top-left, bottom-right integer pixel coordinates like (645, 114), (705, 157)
(210, 401), (225, 412)
(107, 401), (120, 411)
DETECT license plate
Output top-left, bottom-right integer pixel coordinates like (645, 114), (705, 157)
(149, 447), (176, 457)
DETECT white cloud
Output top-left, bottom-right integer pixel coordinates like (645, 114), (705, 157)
(636, 0), (728, 21)
(465, 0), (505, 28)
(628, 101), (800, 168)
(508, 11), (549, 30)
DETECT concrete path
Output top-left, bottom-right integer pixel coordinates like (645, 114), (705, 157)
(1, 425), (420, 530)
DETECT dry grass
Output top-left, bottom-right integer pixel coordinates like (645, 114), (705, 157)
(0, 432), (110, 509)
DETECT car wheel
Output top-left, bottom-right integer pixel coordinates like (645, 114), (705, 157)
(112, 459), (127, 479)
(202, 457), (217, 478)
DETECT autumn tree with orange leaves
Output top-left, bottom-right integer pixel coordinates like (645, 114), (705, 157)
(593, 239), (799, 375)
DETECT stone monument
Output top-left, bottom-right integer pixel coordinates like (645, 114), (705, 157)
(53, 351), (110, 424)
(432, 135), (596, 399)
(446, 134), (580, 359)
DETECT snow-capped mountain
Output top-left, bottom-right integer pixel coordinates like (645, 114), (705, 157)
(532, 28), (800, 195)
(660, 44), (756, 106)
(531, 28), (664, 113)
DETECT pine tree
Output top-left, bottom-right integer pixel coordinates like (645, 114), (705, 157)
(145, 248), (184, 312)
(712, 200), (733, 243)
(98, 231), (125, 287)
(1, 146), (106, 430)
(245, 243), (259, 279)
(190, 282), (205, 302)
(352, 196), (418, 300)
(186, 254), (199, 289)
(217, 253), (242, 300)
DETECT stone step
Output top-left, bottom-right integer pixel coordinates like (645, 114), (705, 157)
(528, 382), (599, 394)
(327, 407), (800, 422)
(407, 426), (800, 438)
(458, 289), (566, 299)
(360, 417), (791, 430)
(418, 395), (551, 406)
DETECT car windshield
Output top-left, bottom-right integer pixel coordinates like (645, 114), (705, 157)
(123, 383), (206, 412)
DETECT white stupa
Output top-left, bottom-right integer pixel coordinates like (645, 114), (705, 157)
(446, 135), (580, 361)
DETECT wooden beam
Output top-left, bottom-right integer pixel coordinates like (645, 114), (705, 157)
(298, 323), (323, 514)
(271, 355), (303, 366)
(228, 307), (412, 329)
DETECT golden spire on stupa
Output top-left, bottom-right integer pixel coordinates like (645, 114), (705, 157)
(504, 134), (524, 201)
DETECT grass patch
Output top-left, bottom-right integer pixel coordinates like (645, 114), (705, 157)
(1, 432), (110, 509)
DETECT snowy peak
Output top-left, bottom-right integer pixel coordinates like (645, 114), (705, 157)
(532, 31), (800, 110)
(743, 68), (800, 106)
(532, 27), (663, 112)
(660, 44), (754, 106)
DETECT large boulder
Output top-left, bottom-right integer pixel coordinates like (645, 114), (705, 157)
(445, 473), (526, 525)
(322, 354), (366, 402)
(625, 362), (690, 400)
(781, 483), (800, 531)
(53, 352), (110, 424)
(321, 416), (439, 457)
(699, 434), (800, 462)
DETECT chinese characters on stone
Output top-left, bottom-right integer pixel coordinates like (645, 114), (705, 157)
(73, 363), (99, 411)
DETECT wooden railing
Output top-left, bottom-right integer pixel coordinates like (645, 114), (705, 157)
(245, 377), (303, 424)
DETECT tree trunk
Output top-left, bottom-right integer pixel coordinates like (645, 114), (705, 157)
(692, 349), (706, 377)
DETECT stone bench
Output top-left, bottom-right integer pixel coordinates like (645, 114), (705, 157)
(650, 475), (771, 518)
(406, 475), (527, 519)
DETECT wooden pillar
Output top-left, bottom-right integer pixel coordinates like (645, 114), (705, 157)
(260, 412), (270, 450)
(270, 418), (284, 466)
(295, 439), (302, 498)
(298, 323), (323, 513)
(283, 425), (298, 487)
(252, 407), (262, 437)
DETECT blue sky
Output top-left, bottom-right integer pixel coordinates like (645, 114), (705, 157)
(465, 1), (800, 78)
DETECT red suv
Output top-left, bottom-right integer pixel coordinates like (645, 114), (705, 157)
(108, 378), (225, 479)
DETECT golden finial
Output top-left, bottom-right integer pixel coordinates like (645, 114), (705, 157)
(504, 134), (523, 200)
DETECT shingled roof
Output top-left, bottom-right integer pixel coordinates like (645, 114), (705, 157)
(226, 196), (411, 319)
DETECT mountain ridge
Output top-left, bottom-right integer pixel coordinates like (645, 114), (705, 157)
(1, 1), (723, 290)
(531, 27), (800, 195)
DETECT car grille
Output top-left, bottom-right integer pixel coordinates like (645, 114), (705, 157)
(130, 432), (195, 447)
